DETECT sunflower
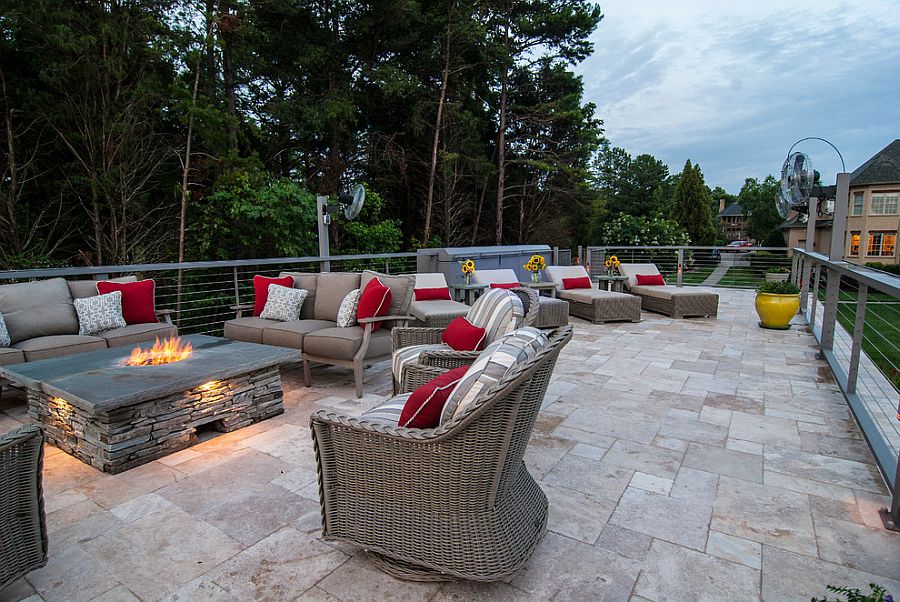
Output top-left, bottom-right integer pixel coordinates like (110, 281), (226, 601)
(461, 259), (475, 274)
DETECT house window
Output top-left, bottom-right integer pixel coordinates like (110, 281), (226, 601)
(849, 232), (860, 256)
(870, 193), (899, 215)
(852, 192), (864, 216)
(866, 231), (897, 257)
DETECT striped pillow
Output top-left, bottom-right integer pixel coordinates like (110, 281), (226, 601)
(440, 327), (548, 425)
(465, 288), (524, 345)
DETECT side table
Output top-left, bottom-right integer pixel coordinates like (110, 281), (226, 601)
(449, 283), (487, 305)
(596, 275), (629, 293)
(521, 281), (558, 298)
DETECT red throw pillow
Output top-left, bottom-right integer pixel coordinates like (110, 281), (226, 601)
(253, 275), (294, 317)
(356, 277), (392, 331)
(441, 316), (487, 351)
(636, 273), (666, 286)
(414, 287), (451, 301)
(96, 279), (158, 325)
(562, 276), (592, 290)
(489, 282), (519, 289)
(400, 366), (469, 428)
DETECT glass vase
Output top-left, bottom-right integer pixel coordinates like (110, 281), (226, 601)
(531, 271), (540, 283)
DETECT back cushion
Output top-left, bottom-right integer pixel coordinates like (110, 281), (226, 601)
(545, 265), (589, 290)
(68, 275), (138, 299)
(472, 269), (518, 286)
(465, 288), (524, 344)
(361, 271), (413, 318)
(0, 277), (79, 344)
(414, 273), (447, 289)
(281, 272), (318, 319)
(314, 272), (361, 321)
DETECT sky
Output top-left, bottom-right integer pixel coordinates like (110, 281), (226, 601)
(575, 0), (900, 194)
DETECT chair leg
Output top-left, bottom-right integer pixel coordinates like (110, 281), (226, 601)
(303, 359), (311, 386)
(354, 361), (364, 398)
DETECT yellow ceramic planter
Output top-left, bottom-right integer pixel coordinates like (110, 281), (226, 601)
(755, 292), (800, 330)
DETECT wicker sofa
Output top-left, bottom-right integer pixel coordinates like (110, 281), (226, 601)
(0, 425), (48, 591)
(0, 276), (176, 367)
(407, 273), (470, 327)
(224, 270), (414, 397)
(618, 263), (718, 319)
(544, 266), (641, 324)
(471, 269), (569, 328)
(310, 325), (573, 581)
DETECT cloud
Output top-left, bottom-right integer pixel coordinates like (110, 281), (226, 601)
(576, 0), (900, 192)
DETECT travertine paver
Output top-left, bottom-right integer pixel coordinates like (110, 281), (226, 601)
(1, 288), (898, 601)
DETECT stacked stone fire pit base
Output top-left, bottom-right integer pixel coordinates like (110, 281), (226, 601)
(0, 335), (298, 473)
(28, 367), (283, 473)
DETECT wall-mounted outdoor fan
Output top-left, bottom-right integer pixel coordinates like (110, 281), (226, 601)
(776, 151), (815, 219)
(322, 183), (365, 225)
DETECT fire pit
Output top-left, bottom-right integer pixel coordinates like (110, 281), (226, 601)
(0, 335), (298, 473)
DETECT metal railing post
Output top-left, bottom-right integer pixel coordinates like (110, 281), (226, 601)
(881, 460), (900, 531)
(846, 284), (867, 394)
(677, 248), (684, 287)
(809, 263), (821, 328)
(791, 254), (800, 286)
(577, 245), (583, 266)
(819, 269), (841, 353)
(233, 266), (240, 307)
(800, 255), (813, 309)
(553, 246), (559, 266)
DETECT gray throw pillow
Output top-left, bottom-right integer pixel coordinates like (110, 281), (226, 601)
(0, 312), (9, 347)
(260, 284), (308, 321)
(75, 291), (127, 335)
(336, 289), (361, 327)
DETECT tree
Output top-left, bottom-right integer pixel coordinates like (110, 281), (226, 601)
(738, 175), (781, 243)
(670, 160), (716, 245)
(599, 214), (689, 247)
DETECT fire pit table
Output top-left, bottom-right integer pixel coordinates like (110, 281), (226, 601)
(0, 335), (298, 473)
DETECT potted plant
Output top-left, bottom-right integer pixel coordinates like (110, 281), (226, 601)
(765, 266), (791, 282)
(755, 280), (800, 329)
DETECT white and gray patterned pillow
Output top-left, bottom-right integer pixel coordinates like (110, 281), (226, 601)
(0, 312), (9, 347)
(440, 327), (548, 425)
(336, 289), (361, 327)
(465, 288), (525, 344)
(75, 291), (127, 335)
(260, 284), (308, 321)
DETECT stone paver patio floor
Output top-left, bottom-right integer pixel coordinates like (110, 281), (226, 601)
(2, 288), (899, 602)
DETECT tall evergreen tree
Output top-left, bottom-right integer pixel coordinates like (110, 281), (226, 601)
(670, 160), (716, 245)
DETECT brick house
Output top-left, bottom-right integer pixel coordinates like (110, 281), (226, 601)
(717, 200), (749, 241)
(844, 139), (900, 266)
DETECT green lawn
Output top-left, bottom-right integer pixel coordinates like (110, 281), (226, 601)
(716, 266), (766, 288)
(662, 266), (714, 285)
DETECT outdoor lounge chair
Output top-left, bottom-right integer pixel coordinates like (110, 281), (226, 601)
(310, 325), (573, 581)
(544, 265), (641, 324)
(618, 263), (718, 318)
(0, 425), (48, 591)
(407, 273), (470, 327)
(471, 269), (569, 328)
(390, 287), (538, 393)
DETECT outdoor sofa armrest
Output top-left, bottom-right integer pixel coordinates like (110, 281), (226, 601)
(418, 349), (480, 371)
(155, 308), (174, 324)
(357, 314), (412, 325)
(229, 303), (255, 319)
(391, 327), (444, 350)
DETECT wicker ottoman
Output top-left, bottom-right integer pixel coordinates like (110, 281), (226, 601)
(558, 289), (642, 324)
(534, 297), (569, 329)
(639, 290), (718, 319)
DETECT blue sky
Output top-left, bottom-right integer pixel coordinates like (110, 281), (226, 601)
(575, 0), (900, 194)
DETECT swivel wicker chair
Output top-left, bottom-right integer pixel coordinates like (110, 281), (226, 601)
(310, 325), (573, 582)
(0, 424), (48, 591)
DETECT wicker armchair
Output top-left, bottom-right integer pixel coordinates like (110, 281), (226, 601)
(390, 288), (539, 389)
(0, 425), (48, 591)
(310, 325), (573, 581)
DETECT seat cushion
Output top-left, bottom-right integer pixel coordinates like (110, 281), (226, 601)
(391, 343), (448, 381)
(0, 347), (25, 366)
(261, 319), (334, 349)
(314, 273), (361, 322)
(13, 335), (107, 361)
(303, 326), (391, 361)
(67, 275), (137, 299)
(100, 322), (178, 348)
(0, 278), (79, 344)
(465, 288), (524, 344)
(223, 317), (281, 344)
(360, 394), (411, 426)
(280, 272), (318, 319)
(409, 300), (469, 323)
(559, 289), (630, 304)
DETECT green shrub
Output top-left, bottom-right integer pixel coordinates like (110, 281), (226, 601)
(758, 280), (800, 294)
(811, 582), (893, 602)
(865, 262), (900, 276)
(765, 266), (790, 274)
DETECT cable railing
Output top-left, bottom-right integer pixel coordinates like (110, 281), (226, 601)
(794, 248), (900, 530)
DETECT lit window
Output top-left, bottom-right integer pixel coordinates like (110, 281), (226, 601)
(870, 193), (899, 215)
(849, 232), (860, 256)
(852, 192), (864, 216)
(867, 231), (897, 257)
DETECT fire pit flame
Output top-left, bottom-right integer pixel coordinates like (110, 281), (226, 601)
(125, 336), (193, 366)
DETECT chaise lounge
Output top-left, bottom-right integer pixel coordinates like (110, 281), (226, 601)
(407, 273), (470, 327)
(618, 263), (718, 318)
(544, 265), (641, 324)
(471, 269), (569, 329)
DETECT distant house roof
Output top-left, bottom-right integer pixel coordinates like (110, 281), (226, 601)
(811, 184), (835, 200)
(779, 215), (833, 230)
(718, 202), (745, 217)
(850, 139), (900, 186)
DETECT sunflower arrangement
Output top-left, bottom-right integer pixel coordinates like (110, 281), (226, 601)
(604, 255), (621, 276)
(460, 259), (475, 284)
(524, 254), (546, 283)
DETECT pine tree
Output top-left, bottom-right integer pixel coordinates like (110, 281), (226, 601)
(670, 160), (717, 245)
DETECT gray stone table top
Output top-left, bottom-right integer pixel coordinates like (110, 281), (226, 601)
(0, 335), (299, 414)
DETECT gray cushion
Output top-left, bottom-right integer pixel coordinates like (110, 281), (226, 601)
(0, 278), (79, 344)
(408, 299), (469, 322)
(465, 288), (524, 344)
(361, 271), (414, 319)
(559, 289), (631, 304)
(223, 317), (281, 344)
(280, 272), (318, 319)
(100, 322), (178, 348)
(313, 273), (360, 322)
(12, 335), (107, 362)
(303, 326), (391, 361)
(0, 347), (25, 366)
(67, 275), (137, 299)
(360, 394), (411, 426)
(261, 319), (334, 349)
